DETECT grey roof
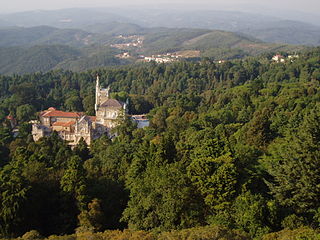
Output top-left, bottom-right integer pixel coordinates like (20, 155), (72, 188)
(100, 99), (124, 108)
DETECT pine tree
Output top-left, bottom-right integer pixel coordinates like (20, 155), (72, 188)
(265, 105), (320, 215)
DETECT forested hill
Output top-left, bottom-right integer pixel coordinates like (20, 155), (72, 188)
(0, 48), (320, 240)
(0, 26), (95, 47)
(140, 28), (302, 55)
(0, 25), (305, 75)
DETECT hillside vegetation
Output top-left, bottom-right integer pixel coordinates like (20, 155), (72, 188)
(1, 227), (320, 240)
(82, 22), (146, 35)
(0, 45), (81, 74)
(0, 45), (129, 75)
(0, 26), (95, 47)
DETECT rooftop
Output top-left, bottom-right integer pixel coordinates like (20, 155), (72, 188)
(131, 115), (148, 121)
(41, 108), (82, 118)
(100, 99), (124, 108)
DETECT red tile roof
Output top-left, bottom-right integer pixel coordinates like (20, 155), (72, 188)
(6, 115), (15, 120)
(41, 108), (82, 118)
(52, 121), (76, 127)
(89, 116), (97, 122)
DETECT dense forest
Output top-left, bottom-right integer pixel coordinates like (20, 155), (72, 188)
(1, 48), (320, 239)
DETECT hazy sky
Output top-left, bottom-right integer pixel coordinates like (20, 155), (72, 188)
(1, 0), (319, 14)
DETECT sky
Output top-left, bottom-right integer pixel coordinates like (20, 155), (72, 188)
(1, 0), (319, 15)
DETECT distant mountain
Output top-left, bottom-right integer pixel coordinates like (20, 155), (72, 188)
(0, 45), (80, 74)
(117, 9), (278, 32)
(0, 45), (129, 75)
(82, 22), (146, 35)
(1, 8), (319, 46)
(141, 28), (212, 53)
(240, 20), (320, 46)
(222, 4), (320, 26)
(0, 8), (128, 28)
(140, 28), (304, 59)
(121, 9), (320, 46)
(0, 24), (148, 48)
(0, 26), (98, 47)
(56, 46), (130, 72)
(0, 19), (11, 28)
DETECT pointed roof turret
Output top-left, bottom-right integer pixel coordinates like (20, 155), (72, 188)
(96, 74), (100, 88)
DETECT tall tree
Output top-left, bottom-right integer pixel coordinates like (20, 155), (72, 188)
(0, 163), (30, 236)
(265, 105), (320, 217)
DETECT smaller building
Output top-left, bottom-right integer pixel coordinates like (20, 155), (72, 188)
(6, 115), (17, 128)
(272, 54), (285, 63)
(131, 115), (150, 128)
(39, 107), (82, 127)
(32, 108), (95, 146)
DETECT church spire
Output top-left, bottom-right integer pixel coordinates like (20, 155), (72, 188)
(106, 86), (110, 99)
(96, 74), (100, 89)
(95, 74), (100, 112)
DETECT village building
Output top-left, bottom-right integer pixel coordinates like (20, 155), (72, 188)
(272, 54), (285, 63)
(32, 76), (149, 146)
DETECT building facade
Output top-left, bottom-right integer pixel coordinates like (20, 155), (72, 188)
(32, 76), (149, 146)
(32, 76), (128, 146)
(95, 75), (128, 129)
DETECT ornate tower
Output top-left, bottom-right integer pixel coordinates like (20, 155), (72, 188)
(95, 75), (110, 114)
(94, 75), (126, 129)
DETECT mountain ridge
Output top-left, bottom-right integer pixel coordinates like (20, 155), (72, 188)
(1, 8), (319, 46)
(0, 23), (307, 75)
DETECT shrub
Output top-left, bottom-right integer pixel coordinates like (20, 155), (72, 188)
(262, 227), (320, 240)
(46, 234), (76, 240)
(158, 225), (249, 240)
(281, 214), (305, 230)
(21, 230), (42, 240)
(100, 230), (156, 240)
